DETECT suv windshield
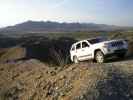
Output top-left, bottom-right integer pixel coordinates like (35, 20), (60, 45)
(88, 37), (107, 44)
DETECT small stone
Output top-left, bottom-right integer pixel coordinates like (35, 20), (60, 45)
(55, 86), (59, 90)
(50, 71), (56, 76)
(60, 75), (66, 80)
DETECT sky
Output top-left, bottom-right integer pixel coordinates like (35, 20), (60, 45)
(0, 0), (133, 27)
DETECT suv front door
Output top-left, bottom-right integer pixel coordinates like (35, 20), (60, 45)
(80, 41), (92, 60)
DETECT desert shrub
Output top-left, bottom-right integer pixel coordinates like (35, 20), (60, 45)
(128, 41), (133, 56)
(49, 48), (70, 66)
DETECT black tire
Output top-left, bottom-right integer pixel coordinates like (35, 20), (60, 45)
(95, 51), (105, 63)
(73, 56), (79, 64)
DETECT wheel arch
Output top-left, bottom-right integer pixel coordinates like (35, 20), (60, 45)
(94, 49), (103, 57)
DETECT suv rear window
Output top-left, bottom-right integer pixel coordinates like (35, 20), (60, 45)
(76, 43), (81, 49)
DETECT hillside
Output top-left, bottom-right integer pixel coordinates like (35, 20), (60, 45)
(0, 31), (133, 100)
(0, 58), (133, 100)
(0, 21), (131, 33)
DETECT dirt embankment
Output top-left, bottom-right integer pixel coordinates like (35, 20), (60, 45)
(0, 60), (103, 100)
(0, 59), (133, 100)
(0, 47), (26, 63)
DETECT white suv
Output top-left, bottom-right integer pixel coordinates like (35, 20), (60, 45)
(70, 37), (128, 63)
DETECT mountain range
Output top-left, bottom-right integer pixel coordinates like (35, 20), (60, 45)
(0, 21), (132, 33)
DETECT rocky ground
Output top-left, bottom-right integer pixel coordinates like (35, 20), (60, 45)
(0, 57), (133, 100)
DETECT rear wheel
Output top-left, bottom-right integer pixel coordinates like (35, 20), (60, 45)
(95, 51), (105, 63)
(73, 56), (79, 64)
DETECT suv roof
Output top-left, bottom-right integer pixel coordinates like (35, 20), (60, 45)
(72, 37), (107, 45)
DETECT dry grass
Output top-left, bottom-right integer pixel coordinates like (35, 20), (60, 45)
(49, 48), (70, 66)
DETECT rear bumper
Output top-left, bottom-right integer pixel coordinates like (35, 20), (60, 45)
(105, 49), (128, 57)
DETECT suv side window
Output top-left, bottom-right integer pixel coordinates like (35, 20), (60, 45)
(82, 42), (89, 48)
(76, 43), (81, 50)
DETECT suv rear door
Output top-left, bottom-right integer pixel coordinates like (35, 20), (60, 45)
(75, 42), (82, 60)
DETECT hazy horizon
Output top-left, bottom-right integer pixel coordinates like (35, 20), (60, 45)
(0, 0), (133, 27)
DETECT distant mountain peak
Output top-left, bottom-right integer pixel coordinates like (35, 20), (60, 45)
(0, 20), (131, 33)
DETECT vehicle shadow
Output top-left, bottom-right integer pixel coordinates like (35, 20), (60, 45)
(106, 55), (133, 63)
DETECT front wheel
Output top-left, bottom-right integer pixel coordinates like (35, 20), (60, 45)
(95, 51), (105, 63)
